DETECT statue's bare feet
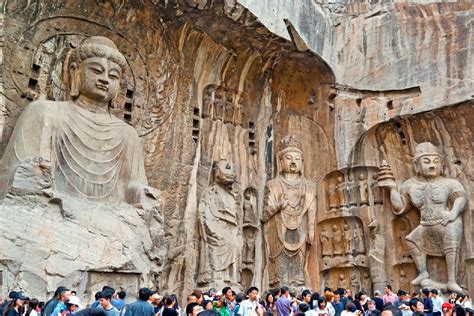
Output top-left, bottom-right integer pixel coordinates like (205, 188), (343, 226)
(447, 282), (463, 294)
(411, 271), (429, 285)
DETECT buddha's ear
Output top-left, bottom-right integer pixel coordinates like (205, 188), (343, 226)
(69, 62), (81, 98)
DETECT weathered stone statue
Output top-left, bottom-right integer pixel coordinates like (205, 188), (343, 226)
(358, 173), (369, 206)
(348, 176), (358, 207)
(242, 187), (258, 265)
(377, 142), (468, 293)
(320, 225), (332, 257)
(336, 175), (348, 209)
(343, 223), (352, 254)
(350, 273), (361, 293)
(0, 36), (157, 206)
(328, 180), (339, 211)
(263, 135), (316, 287)
(354, 224), (365, 253)
(198, 159), (242, 287)
(338, 273), (347, 289)
(332, 224), (343, 256)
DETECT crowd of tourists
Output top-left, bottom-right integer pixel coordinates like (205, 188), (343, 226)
(0, 284), (472, 316)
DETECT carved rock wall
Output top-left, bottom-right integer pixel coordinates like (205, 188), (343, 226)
(0, 0), (472, 301)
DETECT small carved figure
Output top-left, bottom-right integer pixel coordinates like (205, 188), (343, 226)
(263, 135), (317, 287)
(338, 274), (347, 289)
(320, 225), (332, 256)
(336, 175), (348, 209)
(358, 173), (369, 206)
(399, 269), (411, 292)
(377, 143), (468, 293)
(328, 180), (339, 211)
(343, 223), (352, 254)
(233, 98), (244, 126)
(242, 228), (256, 264)
(350, 273), (360, 293)
(243, 187), (259, 226)
(354, 224), (365, 253)
(332, 225), (343, 256)
(202, 84), (216, 119)
(348, 176), (358, 206)
(224, 90), (234, 124)
(213, 86), (225, 120)
(198, 159), (243, 287)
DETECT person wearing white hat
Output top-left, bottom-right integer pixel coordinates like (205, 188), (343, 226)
(66, 296), (82, 314)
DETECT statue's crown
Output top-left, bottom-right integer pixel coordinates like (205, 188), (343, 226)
(278, 135), (303, 155)
(414, 142), (441, 160)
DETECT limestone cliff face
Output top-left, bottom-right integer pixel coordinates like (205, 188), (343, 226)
(0, 0), (472, 301)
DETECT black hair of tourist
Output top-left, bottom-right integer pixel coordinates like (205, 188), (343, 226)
(299, 303), (309, 313)
(186, 302), (199, 316)
(98, 290), (113, 300)
(75, 308), (107, 316)
(383, 305), (402, 316)
(202, 300), (212, 308)
(324, 287), (332, 293)
(138, 288), (153, 301)
(429, 289), (438, 295)
(302, 290), (311, 298)
(54, 287), (67, 297)
(247, 287), (259, 295)
(345, 302), (356, 312)
(170, 294), (180, 308)
(265, 292), (274, 304)
(385, 285), (392, 291)
(95, 291), (102, 301)
(281, 286), (289, 295)
(118, 291), (126, 299)
(318, 296), (326, 308)
(102, 286), (115, 293)
(164, 296), (174, 306)
(408, 299), (420, 312)
(222, 287), (231, 296)
(71, 291), (77, 295)
(421, 288), (430, 296)
(236, 293), (245, 303)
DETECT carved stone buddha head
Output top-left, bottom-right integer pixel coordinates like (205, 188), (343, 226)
(68, 36), (127, 108)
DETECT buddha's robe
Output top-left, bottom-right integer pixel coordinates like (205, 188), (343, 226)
(0, 101), (147, 204)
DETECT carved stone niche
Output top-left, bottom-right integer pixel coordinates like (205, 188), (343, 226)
(318, 217), (369, 272)
(391, 264), (417, 294)
(320, 267), (371, 294)
(392, 216), (418, 264)
(320, 167), (381, 222)
(85, 271), (140, 302)
(241, 187), (259, 291)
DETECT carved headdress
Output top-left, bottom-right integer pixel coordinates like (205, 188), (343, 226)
(414, 142), (442, 161)
(277, 135), (303, 158)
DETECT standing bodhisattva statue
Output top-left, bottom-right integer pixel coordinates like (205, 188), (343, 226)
(0, 36), (158, 205)
(377, 142), (467, 293)
(263, 135), (316, 287)
(197, 159), (242, 288)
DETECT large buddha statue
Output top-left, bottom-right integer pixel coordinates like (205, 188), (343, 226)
(377, 142), (467, 293)
(0, 36), (156, 205)
(263, 135), (317, 287)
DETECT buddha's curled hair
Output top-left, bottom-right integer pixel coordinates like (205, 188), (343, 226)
(70, 36), (127, 71)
